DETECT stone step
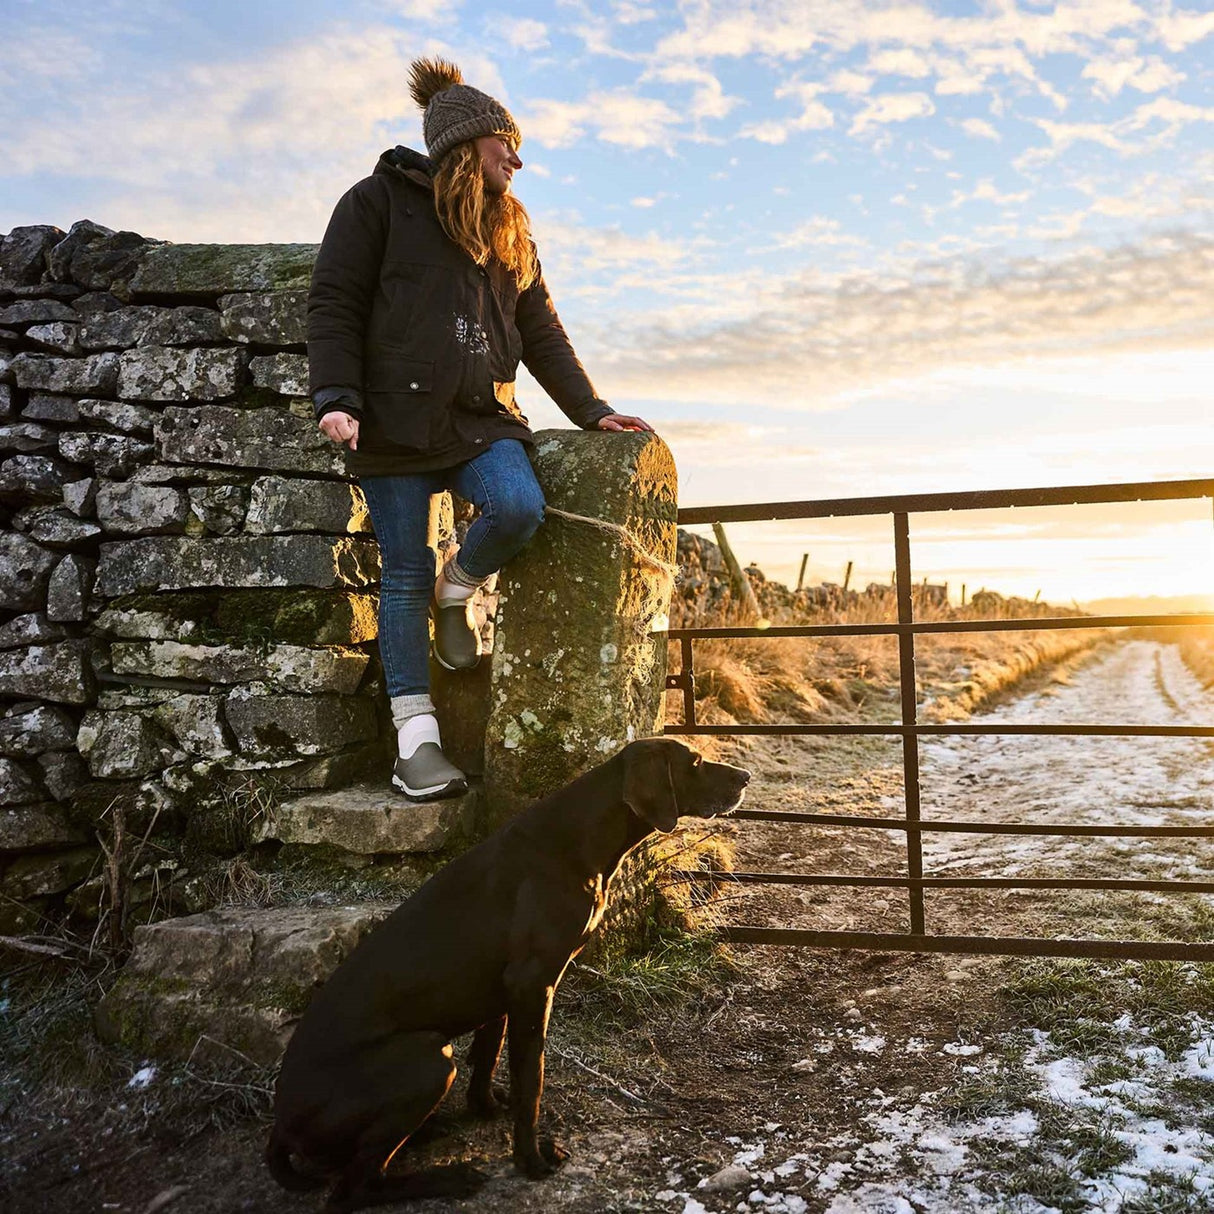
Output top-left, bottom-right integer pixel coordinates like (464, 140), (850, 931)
(94, 902), (394, 1065)
(255, 781), (479, 855)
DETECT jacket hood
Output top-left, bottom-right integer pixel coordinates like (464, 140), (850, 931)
(375, 145), (434, 189)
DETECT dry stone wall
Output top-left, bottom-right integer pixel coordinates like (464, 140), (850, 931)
(0, 220), (399, 931)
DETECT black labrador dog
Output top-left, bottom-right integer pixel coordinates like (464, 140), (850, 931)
(266, 737), (749, 1211)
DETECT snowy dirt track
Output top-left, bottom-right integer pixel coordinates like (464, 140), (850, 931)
(918, 639), (1214, 887)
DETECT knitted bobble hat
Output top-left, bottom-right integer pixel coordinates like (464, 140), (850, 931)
(408, 57), (521, 162)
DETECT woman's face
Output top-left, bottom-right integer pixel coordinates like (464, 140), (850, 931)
(475, 134), (523, 194)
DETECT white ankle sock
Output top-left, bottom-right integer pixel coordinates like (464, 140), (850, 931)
(435, 571), (477, 604)
(398, 713), (441, 760)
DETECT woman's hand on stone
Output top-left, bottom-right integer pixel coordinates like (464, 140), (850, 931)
(596, 412), (654, 433)
(319, 410), (360, 450)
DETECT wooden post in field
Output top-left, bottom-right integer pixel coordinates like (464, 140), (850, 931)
(796, 552), (809, 592)
(842, 560), (853, 593)
(712, 521), (761, 621)
(961, 583), (967, 606)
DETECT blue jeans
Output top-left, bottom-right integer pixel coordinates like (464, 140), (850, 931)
(359, 439), (546, 697)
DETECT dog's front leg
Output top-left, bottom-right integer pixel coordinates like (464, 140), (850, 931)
(466, 1016), (508, 1117)
(505, 981), (567, 1178)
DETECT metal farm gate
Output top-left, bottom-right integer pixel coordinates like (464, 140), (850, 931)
(663, 477), (1214, 961)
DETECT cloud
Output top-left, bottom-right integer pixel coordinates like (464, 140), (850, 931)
(643, 63), (741, 123)
(767, 217), (868, 250)
(519, 89), (682, 150)
(1082, 54), (1186, 98)
(849, 92), (936, 136)
(485, 15), (549, 51)
(959, 117), (1000, 141)
(588, 232), (1214, 409)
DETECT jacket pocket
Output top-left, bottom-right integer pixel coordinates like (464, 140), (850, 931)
(363, 353), (433, 394)
(362, 354), (436, 451)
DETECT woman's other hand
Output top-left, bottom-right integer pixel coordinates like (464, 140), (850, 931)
(319, 410), (360, 450)
(596, 412), (654, 433)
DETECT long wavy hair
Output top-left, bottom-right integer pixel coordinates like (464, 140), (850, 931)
(432, 142), (539, 291)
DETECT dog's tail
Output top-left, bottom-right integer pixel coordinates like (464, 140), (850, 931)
(264, 1125), (326, 1192)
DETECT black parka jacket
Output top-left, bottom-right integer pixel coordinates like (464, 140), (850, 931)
(308, 146), (612, 475)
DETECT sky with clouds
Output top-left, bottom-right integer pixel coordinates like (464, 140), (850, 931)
(2, 0), (1212, 601)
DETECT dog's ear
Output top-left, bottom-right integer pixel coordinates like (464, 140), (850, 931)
(621, 741), (680, 833)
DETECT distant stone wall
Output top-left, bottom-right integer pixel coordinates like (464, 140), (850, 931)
(0, 221), (404, 930)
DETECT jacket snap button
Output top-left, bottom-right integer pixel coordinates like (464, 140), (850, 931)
(409, 381), (419, 390)
(472, 394), (481, 403)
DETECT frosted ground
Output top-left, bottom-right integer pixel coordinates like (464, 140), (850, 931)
(664, 640), (1214, 1214)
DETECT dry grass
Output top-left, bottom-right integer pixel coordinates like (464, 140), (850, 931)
(668, 590), (1109, 730)
(1178, 625), (1214, 688)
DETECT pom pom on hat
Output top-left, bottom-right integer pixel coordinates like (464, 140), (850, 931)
(408, 56), (521, 162)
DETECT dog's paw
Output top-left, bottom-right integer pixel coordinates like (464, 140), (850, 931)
(540, 1137), (570, 1168)
(514, 1139), (569, 1179)
(466, 1083), (510, 1119)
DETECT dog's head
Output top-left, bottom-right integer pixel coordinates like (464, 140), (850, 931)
(620, 737), (750, 834)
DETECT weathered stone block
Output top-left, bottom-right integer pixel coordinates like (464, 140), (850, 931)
(257, 785), (471, 853)
(0, 758), (40, 806)
(219, 290), (307, 346)
(0, 640), (94, 704)
(245, 476), (370, 534)
(0, 705), (77, 756)
(249, 353), (307, 397)
(117, 346), (244, 402)
(0, 804), (86, 850)
(0, 532), (58, 611)
(152, 694), (233, 758)
(79, 305), (224, 350)
(77, 710), (180, 778)
(0, 384), (11, 421)
(187, 483), (248, 534)
(62, 477), (98, 516)
(39, 750), (89, 800)
(211, 589), (378, 645)
(95, 594), (214, 642)
(2, 848), (97, 899)
(46, 553), (95, 622)
(13, 506), (101, 546)
(155, 405), (344, 475)
(77, 397), (158, 435)
(0, 225), (64, 288)
(0, 300), (77, 325)
(129, 244), (318, 299)
(23, 392), (80, 423)
(0, 613), (67, 650)
(10, 352), (119, 395)
(95, 481), (189, 535)
(47, 220), (153, 292)
(95, 534), (379, 595)
(59, 431), (153, 477)
(0, 454), (78, 503)
(225, 691), (377, 756)
(484, 431), (677, 822)
(0, 422), (59, 454)
(111, 639), (369, 693)
(26, 321), (82, 355)
(130, 463), (245, 486)
(93, 903), (390, 1063)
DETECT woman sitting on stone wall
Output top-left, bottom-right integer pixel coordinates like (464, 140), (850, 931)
(308, 57), (651, 801)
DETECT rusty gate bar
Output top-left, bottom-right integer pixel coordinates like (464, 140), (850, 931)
(667, 723), (1214, 736)
(716, 930), (1214, 963)
(893, 512), (925, 935)
(676, 476), (1214, 523)
(667, 611), (1214, 639)
(665, 475), (1214, 960)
